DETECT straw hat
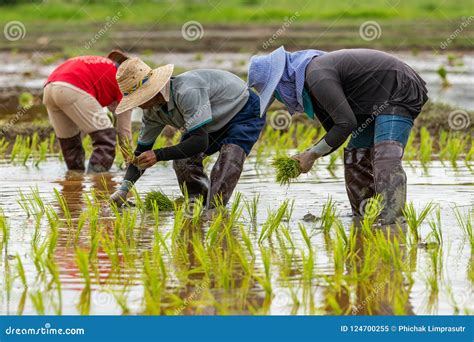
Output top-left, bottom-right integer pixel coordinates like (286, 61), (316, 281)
(115, 57), (174, 114)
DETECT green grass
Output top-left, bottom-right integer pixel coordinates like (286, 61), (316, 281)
(144, 191), (174, 211)
(0, 1), (469, 24)
(272, 156), (301, 185)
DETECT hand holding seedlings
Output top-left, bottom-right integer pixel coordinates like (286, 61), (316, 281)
(135, 150), (158, 169)
(272, 156), (301, 185)
(291, 150), (319, 173)
(110, 189), (129, 207)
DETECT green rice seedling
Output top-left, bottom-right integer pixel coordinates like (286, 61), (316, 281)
(301, 248), (314, 284)
(298, 223), (313, 253)
(48, 132), (56, 155)
(327, 153), (338, 175)
(279, 225), (295, 250)
(404, 130), (416, 161)
(257, 246), (272, 296)
(30, 291), (45, 315)
(403, 201), (435, 245)
(0, 209), (10, 253)
(419, 127), (433, 167)
(454, 207), (473, 249)
(259, 200), (289, 243)
(244, 194), (260, 228)
(437, 65), (450, 87)
(272, 156), (301, 185)
(34, 139), (49, 167)
(427, 206), (443, 246)
(53, 188), (72, 227)
(18, 91), (34, 108)
(142, 250), (163, 314)
(15, 255), (27, 289)
(145, 191), (174, 211)
(75, 248), (91, 288)
(320, 196), (337, 233)
(239, 224), (255, 259)
(360, 195), (383, 236)
(438, 129), (448, 162)
(9, 135), (22, 163)
(206, 213), (224, 247)
(446, 134), (465, 168)
(283, 199), (295, 222)
(0, 137), (9, 158)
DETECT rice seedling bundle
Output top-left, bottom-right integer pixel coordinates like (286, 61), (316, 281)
(272, 156), (301, 185)
(145, 191), (174, 211)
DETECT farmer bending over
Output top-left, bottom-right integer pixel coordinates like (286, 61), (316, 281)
(110, 58), (265, 207)
(43, 51), (132, 172)
(248, 47), (428, 224)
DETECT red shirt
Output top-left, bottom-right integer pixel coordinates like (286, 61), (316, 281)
(46, 56), (122, 107)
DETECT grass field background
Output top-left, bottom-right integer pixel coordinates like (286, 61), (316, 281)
(0, 0), (470, 24)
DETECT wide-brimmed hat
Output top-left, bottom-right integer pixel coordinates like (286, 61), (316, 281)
(115, 57), (174, 114)
(247, 46), (286, 117)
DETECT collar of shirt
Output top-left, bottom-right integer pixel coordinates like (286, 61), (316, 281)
(154, 79), (175, 114)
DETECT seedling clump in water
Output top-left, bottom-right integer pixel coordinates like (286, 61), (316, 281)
(272, 156), (301, 185)
(145, 191), (174, 211)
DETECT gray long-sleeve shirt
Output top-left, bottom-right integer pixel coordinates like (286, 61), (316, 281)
(305, 49), (428, 152)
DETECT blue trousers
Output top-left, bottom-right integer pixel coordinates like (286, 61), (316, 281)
(348, 114), (414, 149)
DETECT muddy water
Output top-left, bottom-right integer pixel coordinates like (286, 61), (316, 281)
(0, 156), (472, 315)
(0, 51), (473, 112)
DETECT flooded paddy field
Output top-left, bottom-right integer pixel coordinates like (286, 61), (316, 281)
(0, 144), (472, 315)
(0, 51), (473, 112)
(0, 46), (472, 317)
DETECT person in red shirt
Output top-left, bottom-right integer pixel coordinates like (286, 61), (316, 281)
(43, 50), (132, 172)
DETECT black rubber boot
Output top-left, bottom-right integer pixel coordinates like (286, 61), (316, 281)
(58, 133), (86, 171)
(173, 153), (209, 199)
(87, 128), (116, 173)
(373, 141), (407, 225)
(209, 144), (246, 207)
(344, 148), (375, 217)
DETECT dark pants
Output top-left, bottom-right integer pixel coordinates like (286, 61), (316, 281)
(181, 90), (265, 156)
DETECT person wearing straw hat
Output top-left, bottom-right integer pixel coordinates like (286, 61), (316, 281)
(43, 50), (132, 173)
(248, 47), (428, 225)
(110, 57), (265, 207)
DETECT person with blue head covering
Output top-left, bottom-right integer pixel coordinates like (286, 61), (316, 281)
(248, 47), (428, 225)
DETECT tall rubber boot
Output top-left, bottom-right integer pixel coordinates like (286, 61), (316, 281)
(344, 148), (375, 217)
(58, 133), (86, 171)
(87, 128), (116, 173)
(209, 144), (246, 207)
(373, 141), (407, 225)
(173, 153), (209, 199)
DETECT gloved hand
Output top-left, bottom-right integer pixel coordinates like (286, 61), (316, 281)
(291, 150), (319, 173)
(110, 189), (129, 207)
